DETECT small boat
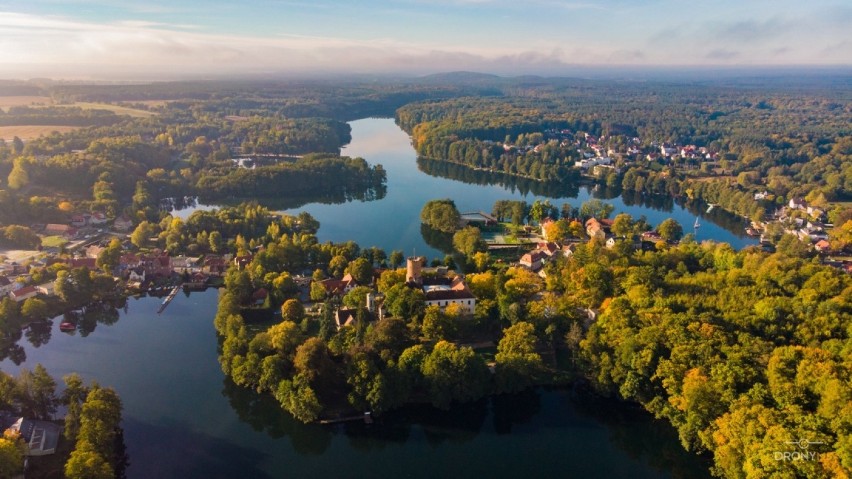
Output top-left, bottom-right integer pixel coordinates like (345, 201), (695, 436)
(745, 227), (760, 236)
(694, 218), (701, 229)
(59, 321), (76, 331)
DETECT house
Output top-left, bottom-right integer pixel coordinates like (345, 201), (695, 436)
(535, 241), (560, 257)
(172, 256), (202, 274)
(70, 215), (88, 227)
(89, 212), (109, 225)
(44, 224), (77, 238)
(585, 218), (611, 240)
(806, 206), (825, 218)
(184, 272), (209, 290)
(3, 417), (61, 456)
(641, 231), (663, 242)
(203, 256), (227, 275)
(423, 278), (476, 314)
(35, 282), (55, 296)
(335, 307), (357, 329)
(139, 253), (171, 277)
(9, 285), (38, 302)
(85, 245), (105, 259)
(562, 243), (578, 257)
(365, 292), (385, 321)
(251, 288), (268, 306)
(68, 257), (97, 270)
(113, 215), (134, 232)
(318, 273), (359, 296)
(128, 267), (146, 283)
(234, 254), (253, 270)
(460, 211), (498, 226)
(519, 250), (546, 271)
(0, 276), (13, 296)
(606, 235), (642, 250)
(814, 240), (832, 253)
(788, 198), (807, 210)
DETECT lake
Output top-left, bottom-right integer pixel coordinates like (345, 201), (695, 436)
(176, 118), (756, 259)
(3, 292), (710, 478)
(0, 117), (728, 478)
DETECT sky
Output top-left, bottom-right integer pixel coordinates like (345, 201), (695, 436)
(0, 0), (850, 79)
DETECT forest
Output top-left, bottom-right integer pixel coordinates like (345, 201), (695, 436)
(0, 75), (849, 479)
(209, 200), (851, 479)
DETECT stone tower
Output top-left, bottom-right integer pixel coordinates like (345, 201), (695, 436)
(406, 256), (423, 285)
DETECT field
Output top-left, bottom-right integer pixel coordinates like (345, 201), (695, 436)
(41, 235), (69, 248)
(0, 125), (81, 141)
(0, 95), (157, 118)
(61, 102), (156, 118)
(0, 95), (53, 111)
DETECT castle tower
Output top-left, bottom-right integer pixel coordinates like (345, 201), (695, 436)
(406, 256), (423, 285)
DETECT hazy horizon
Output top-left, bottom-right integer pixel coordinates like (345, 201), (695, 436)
(1, 0), (851, 81)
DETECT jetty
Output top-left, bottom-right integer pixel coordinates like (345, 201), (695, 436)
(319, 412), (373, 425)
(157, 285), (181, 314)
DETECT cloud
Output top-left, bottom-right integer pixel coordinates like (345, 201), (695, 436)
(606, 49), (645, 63)
(705, 49), (739, 60)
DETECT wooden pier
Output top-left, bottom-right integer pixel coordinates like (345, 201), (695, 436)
(157, 285), (182, 314)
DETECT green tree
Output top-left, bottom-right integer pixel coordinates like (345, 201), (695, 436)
(20, 297), (48, 320)
(208, 231), (224, 253)
(657, 218), (684, 242)
(0, 431), (25, 479)
(280, 299), (305, 323)
(452, 226), (486, 256)
(421, 305), (456, 342)
(389, 250), (404, 268)
(422, 341), (490, 409)
(16, 364), (57, 419)
(420, 199), (461, 233)
(65, 445), (113, 479)
(62, 373), (88, 442)
(346, 257), (374, 285)
(7, 156), (29, 190)
(310, 281), (328, 302)
(611, 213), (635, 238)
(579, 199), (614, 220)
(342, 286), (371, 309)
(96, 238), (122, 273)
(267, 320), (303, 355)
(383, 283), (425, 320)
(495, 322), (543, 393)
(130, 220), (154, 248)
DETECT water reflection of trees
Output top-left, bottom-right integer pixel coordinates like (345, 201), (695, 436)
(222, 378), (333, 455)
(569, 387), (712, 479)
(419, 224), (455, 256)
(221, 380), (711, 477)
(417, 157), (580, 198)
(162, 180), (389, 215)
(0, 299), (125, 365)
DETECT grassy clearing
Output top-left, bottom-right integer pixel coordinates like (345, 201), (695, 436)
(41, 235), (68, 248)
(0, 125), (80, 141)
(0, 96), (156, 118)
(0, 95), (53, 111)
(64, 102), (156, 118)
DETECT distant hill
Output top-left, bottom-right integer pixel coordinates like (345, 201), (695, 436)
(417, 71), (503, 84)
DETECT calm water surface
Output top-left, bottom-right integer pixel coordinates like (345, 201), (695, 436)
(3, 291), (710, 478)
(177, 118), (756, 259)
(283, 118), (756, 258)
(0, 118), (728, 478)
